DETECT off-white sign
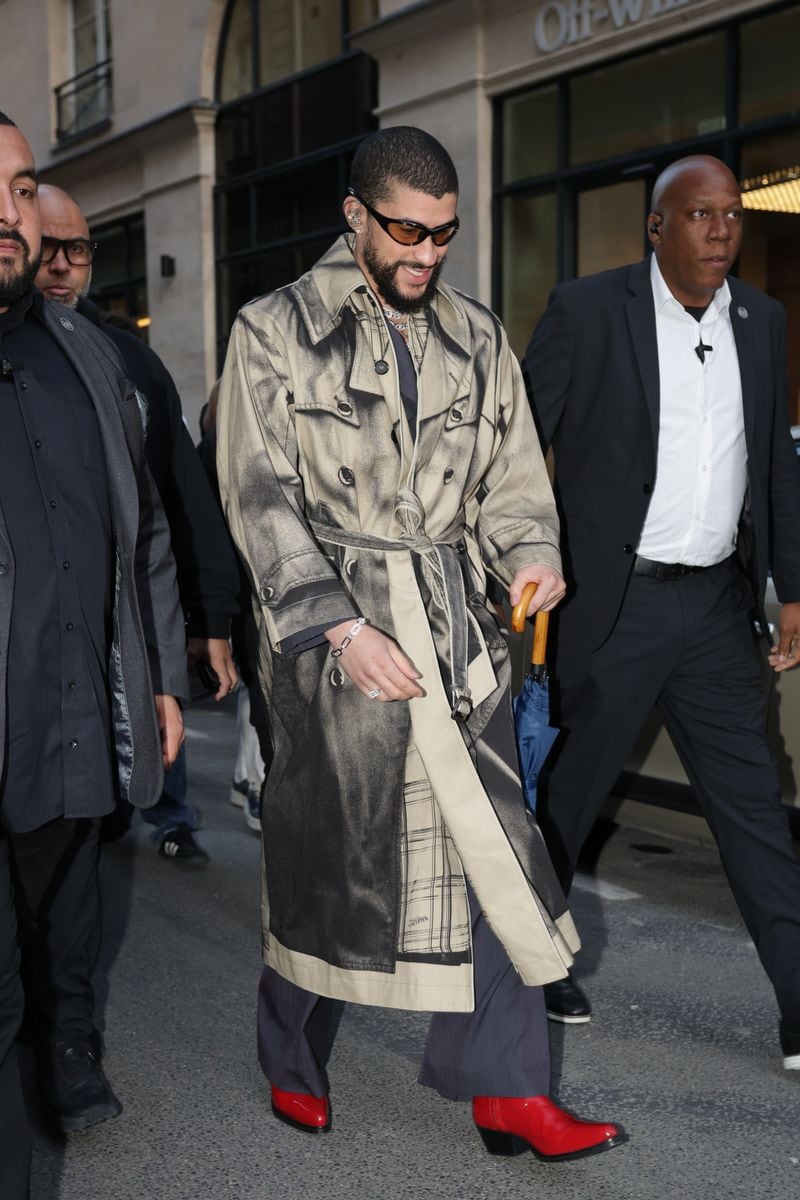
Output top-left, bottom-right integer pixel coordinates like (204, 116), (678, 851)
(534, 0), (691, 54)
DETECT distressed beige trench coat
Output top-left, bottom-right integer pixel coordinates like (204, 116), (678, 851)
(218, 236), (579, 1012)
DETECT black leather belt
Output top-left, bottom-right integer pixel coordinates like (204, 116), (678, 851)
(632, 554), (728, 581)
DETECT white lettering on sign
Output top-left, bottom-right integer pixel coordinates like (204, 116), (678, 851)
(534, 0), (691, 54)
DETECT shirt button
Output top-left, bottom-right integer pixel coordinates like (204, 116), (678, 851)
(49, 499), (57, 508)
(0, 561), (8, 575)
(68, 739), (78, 749)
(65, 622), (74, 630)
(642, 483), (652, 495)
(63, 561), (70, 569)
(623, 543), (634, 554)
(68, 681), (77, 690)
(20, 382), (27, 391)
(338, 466), (355, 486)
(34, 439), (42, 448)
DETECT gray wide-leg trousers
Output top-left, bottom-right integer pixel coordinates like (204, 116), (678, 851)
(257, 889), (550, 1101)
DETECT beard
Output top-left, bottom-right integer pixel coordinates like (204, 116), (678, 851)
(0, 229), (40, 308)
(363, 233), (444, 314)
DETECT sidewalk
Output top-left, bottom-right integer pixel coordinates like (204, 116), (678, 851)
(27, 696), (800, 1200)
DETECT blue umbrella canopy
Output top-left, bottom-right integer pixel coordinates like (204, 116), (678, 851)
(511, 585), (559, 814)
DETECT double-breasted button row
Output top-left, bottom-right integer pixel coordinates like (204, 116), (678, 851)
(338, 466), (355, 486)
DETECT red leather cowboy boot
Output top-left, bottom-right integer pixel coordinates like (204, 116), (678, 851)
(472, 1095), (624, 1162)
(270, 1085), (331, 1134)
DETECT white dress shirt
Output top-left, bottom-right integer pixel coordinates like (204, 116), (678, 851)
(637, 255), (747, 566)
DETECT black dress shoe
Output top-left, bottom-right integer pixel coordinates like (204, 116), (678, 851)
(780, 1023), (800, 1071)
(544, 975), (592, 1024)
(41, 1038), (122, 1132)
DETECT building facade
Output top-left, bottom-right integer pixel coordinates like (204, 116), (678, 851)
(1, 1), (797, 426)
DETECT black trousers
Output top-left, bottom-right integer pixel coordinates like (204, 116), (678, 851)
(0, 833), (32, 1199)
(539, 560), (800, 1028)
(9, 817), (102, 1046)
(257, 890), (550, 1101)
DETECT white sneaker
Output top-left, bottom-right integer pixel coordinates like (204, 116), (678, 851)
(230, 778), (249, 808)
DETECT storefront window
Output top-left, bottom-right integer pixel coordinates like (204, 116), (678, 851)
(740, 7), (800, 127)
(570, 34), (725, 166)
(89, 213), (147, 326)
(501, 192), (557, 358)
(502, 85), (558, 184)
(577, 181), (645, 279)
(739, 132), (800, 422)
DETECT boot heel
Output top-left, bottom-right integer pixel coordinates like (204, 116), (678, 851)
(476, 1125), (528, 1157)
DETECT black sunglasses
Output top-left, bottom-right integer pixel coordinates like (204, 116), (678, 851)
(349, 190), (459, 247)
(39, 236), (97, 266)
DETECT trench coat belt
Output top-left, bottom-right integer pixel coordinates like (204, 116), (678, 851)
(310, 498), (473, 721)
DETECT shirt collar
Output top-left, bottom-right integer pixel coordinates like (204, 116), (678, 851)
(650, 253), (731, 320)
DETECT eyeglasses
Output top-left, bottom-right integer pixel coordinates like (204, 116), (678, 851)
(349, 190), (459, 247)
(39, 236), (97, 266)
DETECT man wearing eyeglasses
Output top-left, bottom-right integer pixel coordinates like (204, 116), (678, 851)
(0, 114), (188, 1160)
(217, 126), (624, 1162)
(35, 185), (240, 867)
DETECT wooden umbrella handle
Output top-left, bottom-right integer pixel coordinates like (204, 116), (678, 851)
(510, 582), (550, 668)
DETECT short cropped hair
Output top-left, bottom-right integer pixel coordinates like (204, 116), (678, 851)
(349, 127), (458, 206)
(0, 111), (17, 127)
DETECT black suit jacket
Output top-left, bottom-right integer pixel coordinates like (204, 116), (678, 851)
(524, 257), (800, 653)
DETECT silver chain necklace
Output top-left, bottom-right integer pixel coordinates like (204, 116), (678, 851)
(381, 305), (410, 334)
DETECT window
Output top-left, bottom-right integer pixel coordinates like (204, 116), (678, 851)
(218, 0), (379, 101)
(89, 214), (148, 329)
(55, 0), (112, 140)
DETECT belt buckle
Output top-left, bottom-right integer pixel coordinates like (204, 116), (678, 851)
(451, 688), (473, 722)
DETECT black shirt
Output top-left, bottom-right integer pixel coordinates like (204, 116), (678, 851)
(0, 292), (115, 832)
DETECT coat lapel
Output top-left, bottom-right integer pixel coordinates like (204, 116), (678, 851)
(728, 280), (757, 450)
(624, 259), (660, 449)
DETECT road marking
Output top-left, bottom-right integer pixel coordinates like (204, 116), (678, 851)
(572, 874), (641, 901)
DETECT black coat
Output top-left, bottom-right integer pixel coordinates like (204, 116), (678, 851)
(78, 300), (239, 638)
(524, 257), (800, 653)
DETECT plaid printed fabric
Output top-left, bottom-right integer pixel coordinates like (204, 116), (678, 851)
(397, 743), (470, 956)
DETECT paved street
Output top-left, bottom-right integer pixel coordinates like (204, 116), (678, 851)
(25, 695), (800, 1200)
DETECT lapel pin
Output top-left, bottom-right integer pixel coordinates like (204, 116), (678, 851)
(59, 317), (74, 330)
(737, 306), (748, 319)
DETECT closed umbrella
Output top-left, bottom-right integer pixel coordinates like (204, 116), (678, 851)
(511, 582), (558, 814)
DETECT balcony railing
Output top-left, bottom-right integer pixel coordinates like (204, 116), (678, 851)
(55, 59), (113, 143)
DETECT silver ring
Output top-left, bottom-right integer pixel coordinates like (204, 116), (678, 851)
(367, 687), (382, 699)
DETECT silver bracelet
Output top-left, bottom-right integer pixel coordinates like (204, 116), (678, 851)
(330, 617), (368, 658)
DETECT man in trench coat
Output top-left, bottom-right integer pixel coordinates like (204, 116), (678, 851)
(217, 126), (624, 1162)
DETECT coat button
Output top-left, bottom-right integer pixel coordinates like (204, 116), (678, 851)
(443, 468), (454, 483)
(338, 466), (355, 486)
(259, 585), (274, 602)
(329, 667), (345, 688)
(344, 558), (357, 579)
(642, 483), (652, 495)
(450, 408), (463, 423)
(337, 401), (353, 416)
(0, 561), (8, 575)
(623, 544), (633, 554)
